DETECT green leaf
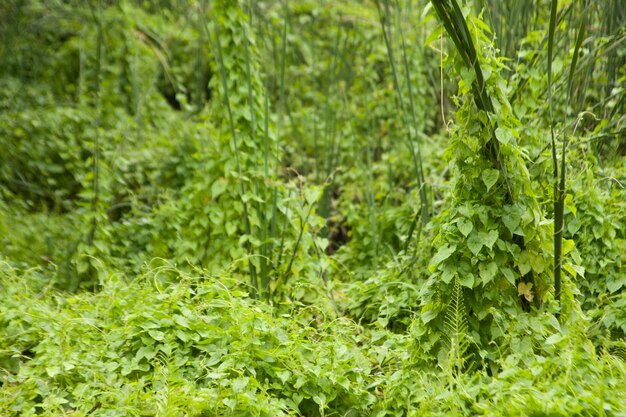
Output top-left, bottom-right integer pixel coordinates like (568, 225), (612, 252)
(529, 252), (545, 274)
(607, 279), (623, 293)
(457, 218), (473, 237)
(563, 263), (585, 278)
(46, 366), (61, 378)
(441, 262), (456, 284)
(226, 222), (237, 236)
(479, 261), (497, 285)
(176, 330), (190, 343)
(481, 169), (499, 192)
(148, 330), (165, 341)
(429, 244), (457, 270)
(173, 314), (190, 329)
(459, 274), (475, 288)
(470, 229), (499, 254)
(460, 67), (476, 87)
(313, 393), (327, 407)
(211, 179), (227, 198)
(424, 25), (445, 47)
(483, 230), (499, 250)
(545, 334), (563, 345)
(222, 398), (236, 410)
(421, 303), (440, 324)
(503, 206), (522, 235)
(562, 239), (575, 255)
(277, 370), (291, 383)
(501, 268), (516, 285)
(564, 194), (577, 215)
(136, 345), (157, 360)
(517, 251), (531, 276)
(304, 186), (322, 205)
(231, 377), (249, 393)
(495, 127), (513, 144)
(467, 232), (483, 255)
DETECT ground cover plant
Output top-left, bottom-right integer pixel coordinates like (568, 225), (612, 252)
(1, 0), (625, 415)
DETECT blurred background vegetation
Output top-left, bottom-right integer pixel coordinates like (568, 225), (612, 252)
(0, 0), (625, 415)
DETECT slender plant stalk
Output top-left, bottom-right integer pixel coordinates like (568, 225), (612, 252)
(322, 19), (342, 181)
(547, 0), (562, 303)
(267, 1), (289, 300)
(209, 8), (259, 297)
(394, 0), (429, 223)
(282, 199), (314, 288)
(241, 5), (264, 295)
(87, 0), (103, 247)
(271, 188), (292, 300)
(375, 0), (427, 223)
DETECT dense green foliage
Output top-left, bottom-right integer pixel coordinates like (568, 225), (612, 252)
(1, 0), (625, 415)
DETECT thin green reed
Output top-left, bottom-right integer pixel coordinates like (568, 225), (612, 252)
(321, 18), (343, 183)
(547, 0), (562, 304)
(241, 3), (266, 295)
(242, 2), (281, 299)
(208, 9), (259, 297)
(375, 0), (429, 227)
(394, 0), (429, 223)
(87, 0), (103, 247)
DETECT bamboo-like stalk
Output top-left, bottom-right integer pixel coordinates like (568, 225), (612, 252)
(553, 1), (588, 306)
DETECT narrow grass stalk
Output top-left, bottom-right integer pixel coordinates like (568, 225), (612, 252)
(273, 189), (291, 281)
(266, 1), (288, 300)
(195, 11), (205, 113)
(321, 19), (342, 180)
(547, 0), (562, 303)
(478, 0), (536, 62)
(566, 2), (587, 112)
(375, 0), (427, 222)
(341, 88), (380, 263)
(509, 3), (573, 104)
(394, 0), (429, 223)
(87, 0), (103, 246)
(241, 5), (265, 296)
(281, 199), (314, 288)
(553, 1), (588, 306)
(259, 90), (273, 298)
(209, 12), (259, 298)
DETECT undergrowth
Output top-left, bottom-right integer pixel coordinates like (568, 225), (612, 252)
(1, 0), (625, 415)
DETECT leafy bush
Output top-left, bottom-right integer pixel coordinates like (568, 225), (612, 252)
(0, 262), (375, 416)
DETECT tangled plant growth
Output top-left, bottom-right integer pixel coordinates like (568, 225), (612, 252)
(1, 0), (625, 415)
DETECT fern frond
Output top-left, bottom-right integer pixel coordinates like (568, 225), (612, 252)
(607, 340), (626, 363)
(153, 349), (190, 417)
(443, 277), (471, 377)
